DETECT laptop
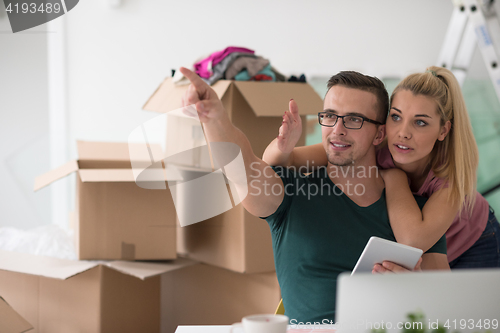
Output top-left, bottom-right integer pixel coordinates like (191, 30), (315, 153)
(335, 269), (500, 333)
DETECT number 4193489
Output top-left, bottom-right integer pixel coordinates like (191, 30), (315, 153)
(443, 318), (498, 331)
(5, 2), (62, 14)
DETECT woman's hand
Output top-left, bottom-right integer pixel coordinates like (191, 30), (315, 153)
(372, 258), (422, 273)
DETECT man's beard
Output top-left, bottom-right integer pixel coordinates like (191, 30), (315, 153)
(326, 151), (355, 167)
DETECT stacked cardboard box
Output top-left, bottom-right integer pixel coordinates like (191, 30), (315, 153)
(1, 78), (323, 332)
(0, 251), (280, 333)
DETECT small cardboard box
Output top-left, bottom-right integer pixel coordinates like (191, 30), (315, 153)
(34, 141), (180, 260)
(143, 78), (324, 273)
(0, 250), (281, 333)
(0, 296), (33, 333)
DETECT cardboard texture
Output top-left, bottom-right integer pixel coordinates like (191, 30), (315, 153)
(161, 263), (281, 333)
(0, 296), (33, 333)
(0, 251), (196, 333)
(0, 251), (280, 333)
(144, 78), (324, 273)
(34, 141), (180, 260)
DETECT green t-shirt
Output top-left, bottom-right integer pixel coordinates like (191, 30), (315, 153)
(263, 166), (447, 324)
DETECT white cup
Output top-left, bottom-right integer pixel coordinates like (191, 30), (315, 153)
(230, 314), (289, 333)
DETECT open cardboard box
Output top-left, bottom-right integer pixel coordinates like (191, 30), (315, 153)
(143, 78), (324, 273)
(0, 250), (281, 333)
(0, 250), (186, 332)
(34, 141), (181, 261)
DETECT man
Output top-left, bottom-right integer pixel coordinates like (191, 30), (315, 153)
(179, 67), (448, 324)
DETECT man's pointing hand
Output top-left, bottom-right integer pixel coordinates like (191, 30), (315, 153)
(179, 67), (225, 123)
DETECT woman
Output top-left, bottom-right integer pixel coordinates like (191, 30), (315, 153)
(263, 66), (500, 268)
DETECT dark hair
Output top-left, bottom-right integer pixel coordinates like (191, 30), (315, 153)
(326, 71), (389, 123)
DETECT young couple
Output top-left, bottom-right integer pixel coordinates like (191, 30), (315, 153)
(178, 65), (500, 323)
(264, 66), (500, 270)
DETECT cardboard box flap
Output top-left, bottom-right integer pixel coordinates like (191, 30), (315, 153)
(233, 81), (324, 117)
(77, 140), (129, 161)
(211, 80), (233, 99)
(0, 250), (197, 281)
(105, 258), (197, 280)
(77, 141), (145, 168)
(0, 250), (98, 280)
(143, 78), (232, 113)
(79, 169), (144, 182)
(34, 160), (79, 191)
(79, 166), (183, 183)
(0, 297), (33, 333)
(78, 141), (166, 169)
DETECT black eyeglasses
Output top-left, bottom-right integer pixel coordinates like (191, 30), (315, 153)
(318, 112), (383, 129)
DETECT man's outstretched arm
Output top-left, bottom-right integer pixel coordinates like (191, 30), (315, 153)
(179, 67), (284, 218)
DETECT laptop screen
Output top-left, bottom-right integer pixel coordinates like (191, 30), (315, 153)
(335, 269), (500, 333)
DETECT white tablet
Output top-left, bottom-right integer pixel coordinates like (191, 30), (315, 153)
(351, 236), (423, 275)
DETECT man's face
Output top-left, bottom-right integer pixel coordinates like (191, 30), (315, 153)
(321, 85), (385, 167)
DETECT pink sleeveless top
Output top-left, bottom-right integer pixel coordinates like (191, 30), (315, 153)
(376, 146), (489, 262)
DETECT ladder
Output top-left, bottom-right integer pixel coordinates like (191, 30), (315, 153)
(438, 0), (500, 103)
(440, 0), (500, 198)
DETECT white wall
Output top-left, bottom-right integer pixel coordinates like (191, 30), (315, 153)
(64, 0), (456, 152)
(2, 0), (493, 229)
(0, 9), (51, 229)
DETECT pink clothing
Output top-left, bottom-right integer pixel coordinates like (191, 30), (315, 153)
(194, 47), (254, 79)
(376, 146), (489, 262)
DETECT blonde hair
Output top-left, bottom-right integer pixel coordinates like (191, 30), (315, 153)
(390, 66), (478, 214)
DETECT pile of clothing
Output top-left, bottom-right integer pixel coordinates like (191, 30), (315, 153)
(173, 46), (306, 86)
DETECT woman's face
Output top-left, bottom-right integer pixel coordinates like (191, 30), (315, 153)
(386, 90), (451, 171)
